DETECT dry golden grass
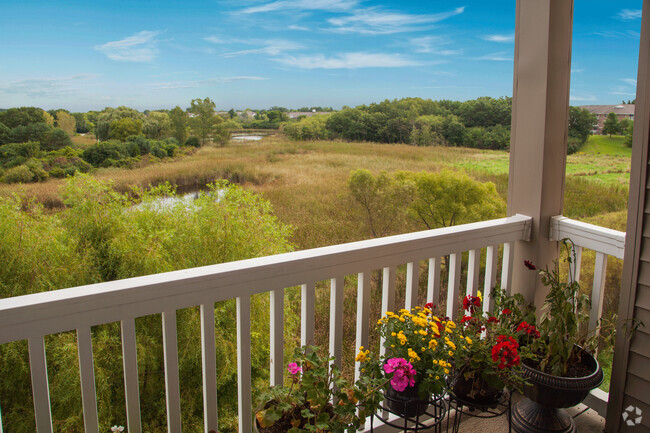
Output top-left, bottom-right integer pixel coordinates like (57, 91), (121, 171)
(70, 133), (97, 147)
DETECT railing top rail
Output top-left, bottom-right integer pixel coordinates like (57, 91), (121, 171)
(549, 215), (626, 259)
(0, 215), (531, 344)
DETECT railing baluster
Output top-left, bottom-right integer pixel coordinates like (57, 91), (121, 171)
(236, 296), (252, 433)
(200, 303), (218, 433)
(329, 277), (344, 371)
(466, 249), (480, 297)
(270, 289), (284, 386)
(0, 400), (3, 433)
(483, 246), (498, 314)
(405, 262), (419, 310)
(355, 271), (371, 382)
(162, 311), (182, 433)
(501, 242), (514, 294)
(301, 282), (315, 347)
(77, 327), (99, 433)
(28, 337), (53, 433)
(121, 319), (142, 433)
(589, 252), (608, 334)
(427, 258), (441, 307)
(380, 267), (396, 358)
(446, 253), (462, 320)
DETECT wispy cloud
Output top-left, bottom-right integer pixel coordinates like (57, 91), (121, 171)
(240, 0), (358, 14)
(95, 30), (160, 62)
(569, 94), (597, 102)
(327, 6), (465, 35)
(0, 74), (98, 97)
(618, 9), (642, 20)
(204, 36), (226, 44)
(151, 76), (266, 89)
(474, 51), (512, 61)
(621, 78), (637, 86)
(482, 33), (514, 43)
(274, 52), (421, 69)
(592, 30), (640, 39)
(288, 24), (309, 31)
(571, 68), (584, 74)
(221, 39), (304, 57)
(410, 36), (460, 55)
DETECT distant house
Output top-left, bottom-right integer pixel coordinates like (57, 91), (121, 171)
(580, 104), (635, 134)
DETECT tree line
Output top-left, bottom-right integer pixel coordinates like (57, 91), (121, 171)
(283, 97), (599, 153)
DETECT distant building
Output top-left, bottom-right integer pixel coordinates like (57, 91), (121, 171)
(580, 104), (635, 134)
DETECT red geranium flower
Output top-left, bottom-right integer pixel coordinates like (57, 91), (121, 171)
(460, 315), (473, 324)
(491, 335), (520, 369)
(524, 260), (536, 270)
(462, 295), (481, 312)
(501, 309), (511, 315)
(517, 321), (541, 339)
(487, 316), (499, 324)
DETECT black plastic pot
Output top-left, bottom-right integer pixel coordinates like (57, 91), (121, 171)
(384, 385), (429, 418)
(512, 349), (604, 433)
(450, 370), (502, 407)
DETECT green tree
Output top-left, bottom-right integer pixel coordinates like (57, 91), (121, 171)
(42, 111), (55, 127)
(143, 111), (171, 139)
(189, 97), (217, 145)
(568, 106), (596, 145)
(395, 170), (506, 229)
(108, 117), (143, 141)
(42, 128), (72, 151)
(56, 111), (77, 136)
(169, 106), (189, 145)
(347, 169), (414, 237)
(602, 112), (620, 137)
(0, 107), (46, 128)
(624, 121), (634, 148)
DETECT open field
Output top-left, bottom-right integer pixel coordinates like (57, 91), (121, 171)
(580, 134), (630, 157)
(0, 137), (631, 248)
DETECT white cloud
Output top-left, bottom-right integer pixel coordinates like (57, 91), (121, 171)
(593, 30), (640, 39)
(327, 6), (465, 35)
(274, 52), (421, 69)
(474, 51), (512, 61)
(240, 0), (358, 14)
(204, 36), (226, 44)
(571, 68), (584, 73)
(482, 33), (514, 43)
(0, 74), (98, 97)
(222, 39), (304, 57)
(410, 36), (460, 55)
(621, 78), (637, 86)
(151, 76), (267, 89)
(618, 9), (642, 20)
(95, 30), (160, 62)
(288, 24), (309, 31)
(569, 94), (597, 102)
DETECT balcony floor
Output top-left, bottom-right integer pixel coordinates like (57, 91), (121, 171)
(428, 393), (606, 433)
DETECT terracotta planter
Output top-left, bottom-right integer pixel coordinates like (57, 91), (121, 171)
(512, 349), (603, 433)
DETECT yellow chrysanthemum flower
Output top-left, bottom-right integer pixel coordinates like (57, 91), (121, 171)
(465, 336), (473, 345)
(448, 350), (454, 357)
(477, 290), (483, 302)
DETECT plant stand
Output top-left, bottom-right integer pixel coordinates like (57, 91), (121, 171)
(370, 392), (447, 432)
(446, 390), (512, 433)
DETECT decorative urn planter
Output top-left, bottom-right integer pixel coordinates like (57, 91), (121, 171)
(511, 349), (604, 433)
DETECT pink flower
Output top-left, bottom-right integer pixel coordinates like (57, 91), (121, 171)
(384, 358), (417, 392)
(287, 362), (302, 375)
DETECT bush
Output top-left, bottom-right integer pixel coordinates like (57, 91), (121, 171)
(185, 136), (200, 147)
(0, 142), (41, 168)
(42, 128), (72, 151)
(2, 164), (34, 183)
(82, 141), (129, 166)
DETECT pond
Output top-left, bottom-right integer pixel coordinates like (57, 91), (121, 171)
(231, 135), (264, 141)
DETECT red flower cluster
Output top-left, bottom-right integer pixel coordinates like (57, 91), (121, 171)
(487, 316), (499, 324)
(424, 302), (435, 310)
(460, 315), (473, 324)
(491, 335), (520, 369)
(501, 309), (511, 315)
(462, 295), (481, 312)
(516, 321), (541, 339)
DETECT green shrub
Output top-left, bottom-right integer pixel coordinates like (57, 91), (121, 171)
(185, 136), (200, 147)
(82, 141), (129, 166)
(2, 164), (35, 183)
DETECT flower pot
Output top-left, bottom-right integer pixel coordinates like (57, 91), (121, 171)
(384, 385), (429, 418)
(511, 349), (603, 433)
(450, 370), (502, 407)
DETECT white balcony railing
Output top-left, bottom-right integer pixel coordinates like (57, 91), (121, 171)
(0, 215), (533, 433)
(0, 214), (625, 432)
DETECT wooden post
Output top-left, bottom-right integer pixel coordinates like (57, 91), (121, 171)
(507, 0), (573, 308)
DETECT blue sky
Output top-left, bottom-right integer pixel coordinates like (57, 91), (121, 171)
(0, 0), (643, 112)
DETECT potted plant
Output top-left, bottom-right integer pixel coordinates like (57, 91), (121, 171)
(254, 346), (385, 433)
(448, 291), (532, 406)
(511, 240), (605, 433)
(359, 304), (453, 417)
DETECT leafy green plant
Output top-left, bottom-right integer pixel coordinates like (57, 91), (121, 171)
(255, 346), (385, 433)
